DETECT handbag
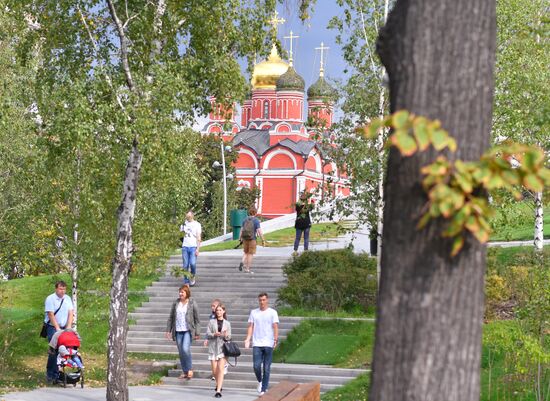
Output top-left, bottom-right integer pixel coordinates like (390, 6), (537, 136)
(40, 322), (48, 338)
(40, 297), (65, 339)
(222, 340), (241, 367)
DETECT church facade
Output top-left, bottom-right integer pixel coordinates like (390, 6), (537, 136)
(202, 43), (349, 218)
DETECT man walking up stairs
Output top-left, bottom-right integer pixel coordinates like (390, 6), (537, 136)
(127, 253), (366, 393)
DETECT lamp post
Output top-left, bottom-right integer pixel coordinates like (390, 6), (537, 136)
(212, 143), (234, 235)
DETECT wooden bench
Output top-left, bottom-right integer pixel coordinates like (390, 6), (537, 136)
(253, 380), (321, 401)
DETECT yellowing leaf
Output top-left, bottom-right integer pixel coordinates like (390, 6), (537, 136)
(451, 236), (464, 257)
(473, 226), (490, 243)
(413, 117), (430, 151)
(417, 212), (431, 229)
(363, 119), (383, 139)
(430, 128), (450, 151)
(501, 169), (520, 185)
(391, 130), (417, 156)
(455, 172), (473, 193)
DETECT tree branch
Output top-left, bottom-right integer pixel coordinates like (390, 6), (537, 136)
(106, 0), (136, 93)
(77, 5), (128, 114)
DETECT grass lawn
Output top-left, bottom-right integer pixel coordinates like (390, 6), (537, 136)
(0, 271), (160, 392)
(490, 203), (549, 241)
(285, 334), (361, 365)
(201, 222), (347, 252)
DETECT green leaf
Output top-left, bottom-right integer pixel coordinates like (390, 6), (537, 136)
(392, 110), (410, 129)
(391, 129), (417, 156)
(523, 174), (544, 192)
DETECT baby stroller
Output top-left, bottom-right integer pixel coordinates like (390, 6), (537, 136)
(50, 330), (85, 388)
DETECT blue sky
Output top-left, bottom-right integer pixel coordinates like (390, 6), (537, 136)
(195, 3), (349, 128)
(272, 3), (348, 90)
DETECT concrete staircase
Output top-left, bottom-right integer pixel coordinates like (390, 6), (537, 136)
(127, 253), (367, 393)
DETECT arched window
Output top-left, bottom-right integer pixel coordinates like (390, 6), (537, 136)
(263, 100), (270, 119)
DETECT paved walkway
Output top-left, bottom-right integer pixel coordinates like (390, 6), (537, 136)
(1, 385), (258, 401)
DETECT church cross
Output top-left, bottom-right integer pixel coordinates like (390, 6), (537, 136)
(315, 42), (330, 77)
(268, 10), (286, 35)
(284, 31), (299, 66)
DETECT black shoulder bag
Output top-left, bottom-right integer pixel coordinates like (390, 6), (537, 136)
(222, 339), (242, 367)
(40, 297), (65, 338)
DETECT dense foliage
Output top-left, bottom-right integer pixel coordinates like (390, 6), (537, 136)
(278, 249), (377, 312)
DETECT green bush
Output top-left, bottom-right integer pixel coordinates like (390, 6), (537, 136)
(278, 250), (377, 313)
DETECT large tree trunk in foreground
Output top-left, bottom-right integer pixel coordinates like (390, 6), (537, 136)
(106, 140), (142, 401)
(369, 1), (496, 401)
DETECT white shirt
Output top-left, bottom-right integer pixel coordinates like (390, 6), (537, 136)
(176, 302), (189, 332)
(248, 307), (279, 347)
(44, 293), (74, 328)
(180, 220), (202, 248)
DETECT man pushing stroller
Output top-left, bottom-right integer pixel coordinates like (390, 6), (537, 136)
(48, 328), (84, 386)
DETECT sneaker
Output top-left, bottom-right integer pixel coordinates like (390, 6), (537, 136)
(214, 391), (222, 398)
(190, 276), (196, 286)
(292, 251), (298, 257)
(260, 392), (265, 396)
(224, 363), (228, 375)
(211, 376), (215, 381)
(257, 382), (262, 393)
(238, 262), (243, 271)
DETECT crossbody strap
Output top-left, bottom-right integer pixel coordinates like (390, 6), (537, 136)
(47, 297), (65, 324)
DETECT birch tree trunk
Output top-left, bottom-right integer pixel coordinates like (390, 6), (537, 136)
(534, 191), (543, 252)
(375, 0), (391, 283)
(106, 140), (142, 401)
(369, 1), (496, 400)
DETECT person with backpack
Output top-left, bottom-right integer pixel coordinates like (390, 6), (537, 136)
(293, 192), (312, 256)
(239, 206), (265, 274)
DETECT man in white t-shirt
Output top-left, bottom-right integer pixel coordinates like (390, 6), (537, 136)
(180, 211), (202, 286)
(245, 292), (279, 395)
(44, 280), (74, 384)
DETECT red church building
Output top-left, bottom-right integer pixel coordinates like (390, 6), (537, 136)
(202, 42), (349, 218)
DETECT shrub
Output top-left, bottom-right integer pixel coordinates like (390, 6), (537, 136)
(277, 249), (377, 313)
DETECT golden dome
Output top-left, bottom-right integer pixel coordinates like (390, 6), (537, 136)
(251, 44), (289, 90)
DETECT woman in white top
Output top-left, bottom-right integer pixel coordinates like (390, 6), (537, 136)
(165, 285), (201, 379)
(207, 304), (231, 398)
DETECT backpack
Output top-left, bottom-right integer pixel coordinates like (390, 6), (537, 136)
(241, 217), (255, 240)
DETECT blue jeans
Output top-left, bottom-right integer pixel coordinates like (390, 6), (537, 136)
(293, 227), (310, 251)
(175, 331), (193, 374)
(181, 247), (197, 284)
(46, 324), (58, 381)
(253, 346), (273, 392)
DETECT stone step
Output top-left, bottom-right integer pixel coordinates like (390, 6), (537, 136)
(130, 313), (301, 321)
(155, 274), (286, 281)
(161, 376), (347, 393)
(126, 336), (288, 346)
(133, 304), (278, 313)
(129, 320), (298, 329)
(170, 360), (366, 378)
(141, 293), (282, 301)
(167, 368), (358, 386)
(151, 278), (285, 285)
(127, 330), (292, 339)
